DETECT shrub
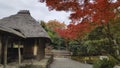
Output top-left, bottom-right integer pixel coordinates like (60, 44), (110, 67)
(93, 58), (115, 68)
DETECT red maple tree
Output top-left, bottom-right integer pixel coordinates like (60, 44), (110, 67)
(40, 0), (120, 33)
(55, 22), (94, 42)
(40, 0), (120, 46)
(40, 0), (120, 55)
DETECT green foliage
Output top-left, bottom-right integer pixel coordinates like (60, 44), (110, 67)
(87, 26), (106, 40)
(84, 39), (112, 55)
(110, 19), (120, 51)
(40, 21), (66, 49)
(69, 25), (117, 56)
(82, 25), (119, 56)
(69, 38), (111, 56)
(47, 28), (66, 49)
(69, 44), (82, 56)
(109, 55), (119, 64)
(110, 19), (120, 39)
(69, 40), (87, 56)
(93, 58), (115, 68)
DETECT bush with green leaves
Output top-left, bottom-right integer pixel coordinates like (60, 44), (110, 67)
(69, 44), (86, 56)
(93, 58), (115, 68)
(69, 41), (101, 56)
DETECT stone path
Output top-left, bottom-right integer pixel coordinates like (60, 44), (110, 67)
(52, 50), (71, 58)
(50, 58), (92, 68)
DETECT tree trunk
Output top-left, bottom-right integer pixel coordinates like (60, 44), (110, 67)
(65, 41), (68, 51)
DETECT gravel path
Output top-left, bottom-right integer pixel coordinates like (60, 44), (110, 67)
(50, 58), (93, 68)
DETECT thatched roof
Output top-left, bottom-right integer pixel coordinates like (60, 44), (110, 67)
(0, 25), (25, 38)
(0, 10), (50, 39)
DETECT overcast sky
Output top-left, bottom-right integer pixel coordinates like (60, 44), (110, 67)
(0, 0), (71, 24)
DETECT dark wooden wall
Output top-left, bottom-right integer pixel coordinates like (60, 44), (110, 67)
(0, 38), (47, 62)
(36, 39), (46, 60)
(23, 39), (35, 59)
(23, 38), (46, 60)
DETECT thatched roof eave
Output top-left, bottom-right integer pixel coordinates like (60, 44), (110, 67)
(0, 25), (25, 38)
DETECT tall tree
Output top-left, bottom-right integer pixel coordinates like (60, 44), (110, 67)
(40, 0), (120, 55)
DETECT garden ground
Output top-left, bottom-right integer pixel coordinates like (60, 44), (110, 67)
(50, 50), (120, 68)
(50, 58), (92, 68)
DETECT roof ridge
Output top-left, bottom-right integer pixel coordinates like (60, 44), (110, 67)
(18, 10), (30, 14)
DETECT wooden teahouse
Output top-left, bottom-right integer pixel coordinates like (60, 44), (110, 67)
(0, 10), (51, 66)
(0, 25), (25, 68)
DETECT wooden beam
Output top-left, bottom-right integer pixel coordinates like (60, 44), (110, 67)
(4, 37), (8, 68)
(18, 41), (21, 67)
(0, 36), (2, 64)
(33, 40), (37, 56)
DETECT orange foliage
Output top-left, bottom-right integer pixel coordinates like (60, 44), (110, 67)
(46, 20), (66, 30)
(55, 22), (94, 40)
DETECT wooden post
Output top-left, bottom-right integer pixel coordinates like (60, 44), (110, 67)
(0, 36), (2, 64)
(4, 37), (8, 68)
(18, 41), (21, 68)
(33, 40), (37, 56)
